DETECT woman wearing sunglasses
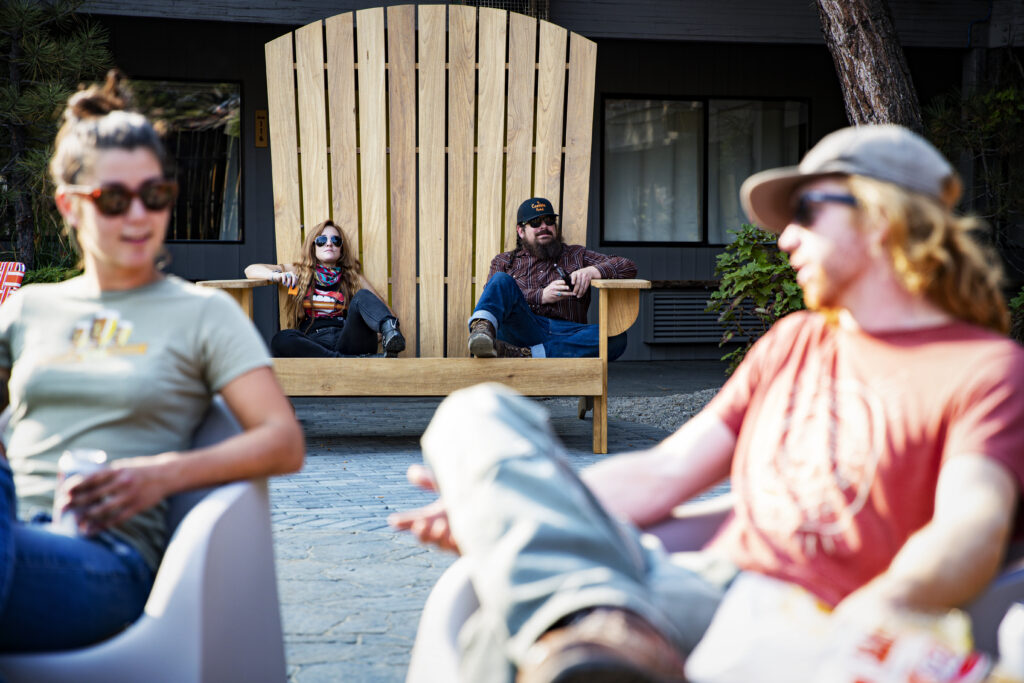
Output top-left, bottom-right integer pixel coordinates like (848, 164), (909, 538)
(244, 219), (405, 358)
(0, 71), (304, 651)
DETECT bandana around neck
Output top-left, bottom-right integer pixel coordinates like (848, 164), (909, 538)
(314, 264), (342, 288)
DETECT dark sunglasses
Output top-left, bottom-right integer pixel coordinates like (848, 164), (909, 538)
(523, 215), (558, 229)
(64, 179), (178, 216)
(792, 191), (858, 227)
(314, 235), (343, 247)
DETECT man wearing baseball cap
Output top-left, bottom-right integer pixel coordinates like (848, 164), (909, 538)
(393, 126), (1024, 681)
(466, 197), (637, 359)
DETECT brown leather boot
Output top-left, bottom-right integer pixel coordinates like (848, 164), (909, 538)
(468, 319), (497, 357)
(517, 608), (686, 683)
(495, 339), (533, 358)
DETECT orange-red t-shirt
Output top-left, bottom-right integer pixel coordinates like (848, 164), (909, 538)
(706, 311), (1024, 607)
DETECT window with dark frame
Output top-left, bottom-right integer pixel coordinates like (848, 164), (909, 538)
(603, 97), (808, 246)
(130, 79), (242, 242)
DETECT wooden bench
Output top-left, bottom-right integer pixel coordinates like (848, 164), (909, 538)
(200, 5), (650, 453)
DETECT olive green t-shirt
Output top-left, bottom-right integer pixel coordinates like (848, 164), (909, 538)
(0, 275), (271, 570)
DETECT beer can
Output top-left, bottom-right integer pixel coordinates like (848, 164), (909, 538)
(992, 603), (1024, 682)
(51, 448), (108, 535)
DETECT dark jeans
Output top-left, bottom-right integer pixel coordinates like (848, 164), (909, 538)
(470, 273), (627, 359)
(0, 461), (154, 652)
(271, 288), (393, 358)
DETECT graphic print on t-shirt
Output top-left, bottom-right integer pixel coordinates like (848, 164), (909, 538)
(303, 287), (347, 319)
(57, 309), (147, 361)
(744, 374), (886, 557)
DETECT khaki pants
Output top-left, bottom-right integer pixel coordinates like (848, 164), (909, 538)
(422, 383), (740, 682)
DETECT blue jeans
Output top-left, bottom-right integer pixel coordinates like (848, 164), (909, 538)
(0, 461), (154, 652)
(470, 273), (627, 359)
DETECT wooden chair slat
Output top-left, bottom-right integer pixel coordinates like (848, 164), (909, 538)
(534, 20), (567, 209)
(386, 4), (418, 356)
(265, 33), (301, 330)
(239, 5), (650, 452)
(296, 21), (330, 232)
(273, 357), (605, 396)
(562, 32), (597, 248)
(355, 8), (389, 297)
(325, 12), (361, 257)
(417, 4), (447, 358)
(445, 4), (476, 357)
(474, 7), (508, 302)
(503, 12), (537, 253)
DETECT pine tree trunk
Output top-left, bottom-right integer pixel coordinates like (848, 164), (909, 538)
(8, 27), (35, 269)
(815, 0), (923, 133)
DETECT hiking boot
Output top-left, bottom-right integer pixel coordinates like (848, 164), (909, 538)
(380, 318), (406, 357)
(495, 339), (532, 358)
(517, 608), (686, 683)
(468, 319), (497, 357)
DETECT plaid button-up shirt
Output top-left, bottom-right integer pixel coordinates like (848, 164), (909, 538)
(486, 244), (637, 324)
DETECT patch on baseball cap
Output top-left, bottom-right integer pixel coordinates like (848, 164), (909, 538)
(740, 124), (957, 233)
(517, 197), (558, 224)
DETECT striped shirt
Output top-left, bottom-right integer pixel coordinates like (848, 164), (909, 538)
(302, 281), (347, 320)
(487, 244), (637, 324)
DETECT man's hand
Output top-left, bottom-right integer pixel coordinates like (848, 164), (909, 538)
(388, 464), (461, 553)
(540, 278), (572, 305)
(831, 575), (914, 630)
(570, 266), (602, 297)
(64, 455), (175, 535)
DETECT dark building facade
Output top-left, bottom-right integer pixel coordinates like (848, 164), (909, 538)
(81, 0), (1024, 358)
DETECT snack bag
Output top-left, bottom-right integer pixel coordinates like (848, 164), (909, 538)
(818, 609), (990, 683)
(685, 572), (992, 683)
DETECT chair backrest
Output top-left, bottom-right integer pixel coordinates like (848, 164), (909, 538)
(265, 5), (597, 356)
(165, 395), (242, 531)
(0, 262), (26, 307)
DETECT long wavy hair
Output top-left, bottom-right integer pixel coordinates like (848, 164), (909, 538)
(284, 220), (362, 328)
(847, 175), (1009, 334)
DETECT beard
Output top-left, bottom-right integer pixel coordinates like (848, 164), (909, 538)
(522, 232), (564, 261)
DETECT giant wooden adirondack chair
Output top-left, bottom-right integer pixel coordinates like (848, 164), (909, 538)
(202, 5), (649, 453)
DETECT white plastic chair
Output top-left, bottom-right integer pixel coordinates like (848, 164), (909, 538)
(0, 398), (288, 683)
(406, 492), (1024, 682)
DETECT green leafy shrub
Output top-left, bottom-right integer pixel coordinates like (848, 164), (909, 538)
(926, 61), (1024, 287)
(1011, 286), (1024, 345)
(0, 0), (112, 269)
(23, 265), (81, 285)
(706, 224), (804, 373)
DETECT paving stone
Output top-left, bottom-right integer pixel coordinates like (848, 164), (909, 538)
(272, 368), (718, 682)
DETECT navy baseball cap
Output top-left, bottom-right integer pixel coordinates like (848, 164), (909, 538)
(517, 197), (558, 223)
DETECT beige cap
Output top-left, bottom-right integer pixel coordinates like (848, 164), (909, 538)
(740, 124), (956, 233)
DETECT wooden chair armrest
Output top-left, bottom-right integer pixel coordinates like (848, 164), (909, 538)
(592, 279), (652, 290)
(195, 279), (271, 320)
(196, 278), (276, 291)
(594, 279), (651, 337)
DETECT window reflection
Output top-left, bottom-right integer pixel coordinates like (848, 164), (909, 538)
(604, 97), (806, 244)
(605, 99), (703, 243)
(131, 79), (242, 242)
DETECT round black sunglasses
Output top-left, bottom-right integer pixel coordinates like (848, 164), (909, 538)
(315, 235), (343, 247)
(63, 179), (178, 217)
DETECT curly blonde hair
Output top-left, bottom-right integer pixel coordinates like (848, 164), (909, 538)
(846, 175), (1009, 334)
(284, 220), (363, 329)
